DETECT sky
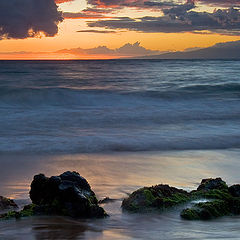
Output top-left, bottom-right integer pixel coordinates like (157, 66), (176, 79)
(0, 0), (240, 59)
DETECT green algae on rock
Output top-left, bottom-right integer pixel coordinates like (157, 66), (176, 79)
(181, 200), (230, 220)
(122, 184), (190, 212)
(122, 178), (240, 221)
(181, 178), (240, 220)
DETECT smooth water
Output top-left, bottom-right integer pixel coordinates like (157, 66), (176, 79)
(1, 151), (240, 240)
(0, 60), (240, 153)
(1, 60), (240, 239)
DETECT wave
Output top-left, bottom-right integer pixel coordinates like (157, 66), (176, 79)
(0, 132), (240, 153)
(0, 82), (240, 107)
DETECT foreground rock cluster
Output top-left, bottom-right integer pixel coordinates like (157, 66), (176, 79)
(122, 178), (240, 220)
(0, 171), (107, 220)
(1, 174), (240, 221)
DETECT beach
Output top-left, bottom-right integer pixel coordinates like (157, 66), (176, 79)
(1, 150), (240, 239)
(1, 60), (240, 239)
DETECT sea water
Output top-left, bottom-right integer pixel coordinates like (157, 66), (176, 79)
(0, 60), (240, 239)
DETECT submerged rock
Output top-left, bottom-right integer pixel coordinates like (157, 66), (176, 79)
(0, 196), (18, 211)
(1, 171), (107, 220)
(99, 197), (117, 204)
(122, 184), (190, 212)
(122, 178), (240, 221)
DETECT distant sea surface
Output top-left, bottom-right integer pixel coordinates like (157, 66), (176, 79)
(1, 59), (240, 153)
(1, 60), (240, 240)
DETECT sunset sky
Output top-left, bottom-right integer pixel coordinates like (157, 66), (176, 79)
(0, 0), (240, 59)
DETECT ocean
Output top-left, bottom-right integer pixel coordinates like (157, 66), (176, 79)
(0, 60), (240, 239)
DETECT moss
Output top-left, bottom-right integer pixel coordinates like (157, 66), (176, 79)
(122, 178), (240, 220)
(0, 211), (19, 220)
(122, 186), (190, 212)
(20, 204), (36, 217)
(143, 189), (156, 206)
(162, 193), (190, 208)
(88, 195), (98, 205)
(181, 208), (201, 220)
(181, 200), (231, 220)
(192, 189), (232, 201)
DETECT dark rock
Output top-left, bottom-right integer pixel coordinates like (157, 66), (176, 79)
(99, 197), (117, 204)
(229, 185), (240, 197)
(122, 184), (190, 212)
(0, 196), (18, 211)
(29, 171), (107, 218)
(197, 178), (228, 191)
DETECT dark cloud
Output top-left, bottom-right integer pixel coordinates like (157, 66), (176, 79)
(198, 0), (240, 7)
(82, 7), (115, 14)
(88, 6), (240, 35)
(0, 0), (63, 39)
(87, 0), (186, 10)
(77, 30), (117, 33)
(63, 12), (109, 19)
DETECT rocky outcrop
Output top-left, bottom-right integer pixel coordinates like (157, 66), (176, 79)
(122, 184), (190, 212)
(181, 178), (240, 220)
(122, 178), (240, 220)
(0, 171), (107, 220)
(28, 171), (107, 218)
(0, 196), (18, 211)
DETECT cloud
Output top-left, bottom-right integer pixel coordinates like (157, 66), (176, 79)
(55, 0), (74, 3)
(56, 41), (161, 56)
(88, 5), (240, 35)
(0, 0), (63, 39)
(86, 0), (180, 9)
(0, 41), (162, 59)
(77, 29), (117, 33)
(63, 12), (110, 19)
(198, 0), (240, 7)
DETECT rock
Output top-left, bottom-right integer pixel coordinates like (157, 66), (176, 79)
(229, 185), (240, 197)
(181, 180), (240, 220)
(99, 197), (117, 204)
(197, 178), (228, 191)
(28, 171), (107, 218)
(0, 196), (18, 211)
(122, 184), (190, 212)
(181, 200), (230, 220)
(122, 178), (240, 221)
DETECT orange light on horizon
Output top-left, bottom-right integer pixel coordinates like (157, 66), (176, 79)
(0, 53), (121, 60)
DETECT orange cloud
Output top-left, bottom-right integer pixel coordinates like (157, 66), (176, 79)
(55, 0), (74, 3)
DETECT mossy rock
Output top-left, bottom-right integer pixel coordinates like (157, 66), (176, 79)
(122, 177), (240, 221)
(0, 204), (37, 220)
(197, 178), (228, 191)
(181, 200), (231, 220)
(122, 185), (190, 212)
